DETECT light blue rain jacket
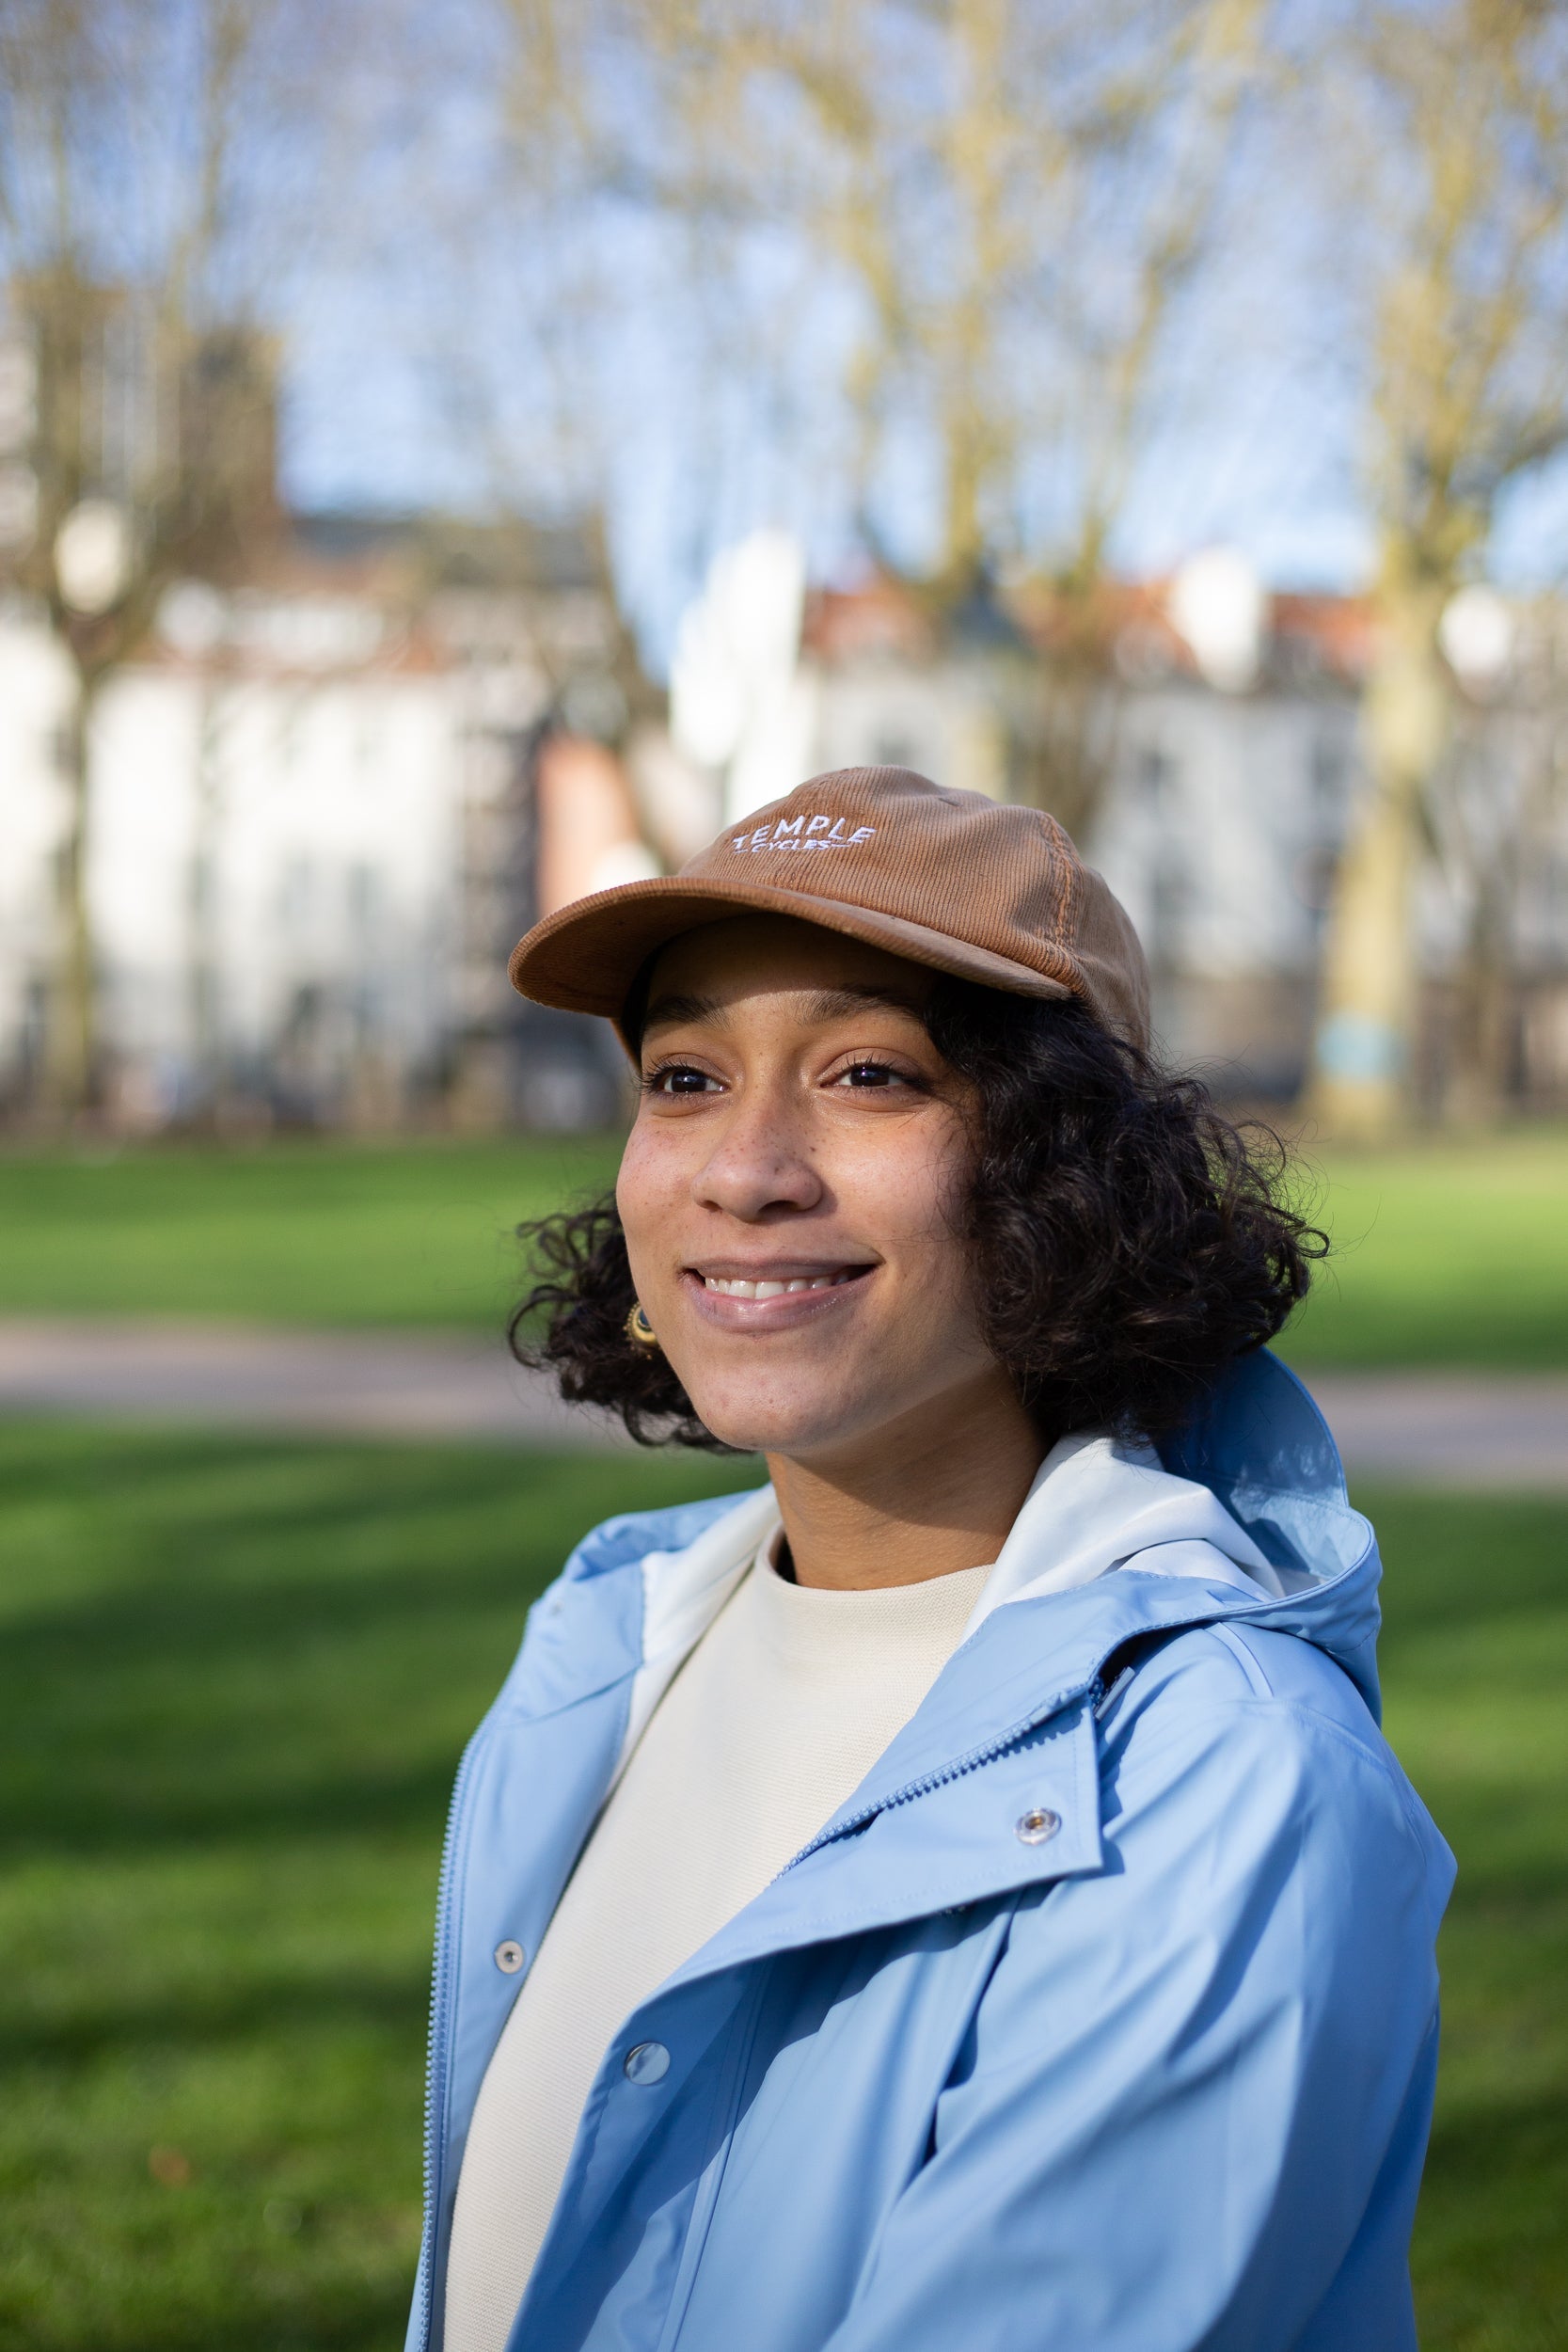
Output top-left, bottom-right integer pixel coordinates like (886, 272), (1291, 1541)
(406, 1352), (1454, 2352)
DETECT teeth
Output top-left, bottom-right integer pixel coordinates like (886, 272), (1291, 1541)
(703, 1273), (852, 1297)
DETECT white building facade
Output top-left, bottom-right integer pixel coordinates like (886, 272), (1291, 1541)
(0, 526), (652, 1129)
(793, 574), (1568, 1108)
(2, 602), (480, 1123)
(6, 532), (1566, 1128)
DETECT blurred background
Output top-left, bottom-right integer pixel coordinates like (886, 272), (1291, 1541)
(0, 3), (1564, 2348)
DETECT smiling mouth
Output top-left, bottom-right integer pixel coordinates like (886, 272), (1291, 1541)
(697, 1268), (868, 1300)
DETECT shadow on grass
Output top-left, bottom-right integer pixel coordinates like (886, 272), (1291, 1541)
(1422, 2083), (1568, 2184)
(0, 1425), (756, 2352)
(0, 1427), (754, 1866)
(0, 1551), (525, 1858)
(0, 1960), (431, 2068)
(0, 2280), (419, 2352)
(2, 1433), (1562, 2352)
(1413, 2089), (1568, 2347)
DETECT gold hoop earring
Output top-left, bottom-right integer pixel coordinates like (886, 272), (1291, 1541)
(625, 1301), (660, 1351)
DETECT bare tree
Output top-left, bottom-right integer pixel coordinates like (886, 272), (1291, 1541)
(0, 0), (343, 1117)
(1307, 0), (1568, 1140)
(486, 0), (1262, 831)
(1428, 598), (1568, 1120)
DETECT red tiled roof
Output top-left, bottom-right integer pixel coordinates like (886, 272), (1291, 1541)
(803, 570), (1376, 684)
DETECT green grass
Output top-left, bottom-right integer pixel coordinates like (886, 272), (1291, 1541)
(0, 1137), (620, 1332)
(1277, 1129), (1568, 1371)
(0, 1426), (756, 2352)
(1, 1126), (1566, 1366)
(0, 1430), (1561, 2349)
(1370, 1485), (1568, 2352)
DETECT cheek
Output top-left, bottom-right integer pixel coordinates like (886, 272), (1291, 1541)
(614, 1121), (686, 1275)
(845, 1117), (973, 1276)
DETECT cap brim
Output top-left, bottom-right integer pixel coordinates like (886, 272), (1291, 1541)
(509, 874), (1077, 1035)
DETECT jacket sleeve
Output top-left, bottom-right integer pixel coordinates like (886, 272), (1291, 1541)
(821, 1658), (1446, 2352)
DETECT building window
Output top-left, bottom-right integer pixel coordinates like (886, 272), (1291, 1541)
(875, 734), (917, 769)
(278, 856), (314, 933)
(1137, 745), (1174, 803)
(1310, 734), (1346, 814)
(347, 861), (382, 934)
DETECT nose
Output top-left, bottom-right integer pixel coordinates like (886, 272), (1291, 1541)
(691, 1084), (823, 1221)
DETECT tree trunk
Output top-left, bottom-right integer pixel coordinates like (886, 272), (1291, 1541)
(41, 674), (100, 1121)
(187, 683), (225, 1119)
(1445, 868), (1517, 1126)
(1309, 579), (1449, 1143)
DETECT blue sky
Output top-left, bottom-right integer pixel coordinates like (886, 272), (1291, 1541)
(277, 227), (1386, 668)
(268, 6), (1568, 672)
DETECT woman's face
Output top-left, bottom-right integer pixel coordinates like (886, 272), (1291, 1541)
(616, 914), (1019, 1463)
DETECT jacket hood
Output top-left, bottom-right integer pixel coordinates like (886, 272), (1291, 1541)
(974, 1346), (1382, 1680)
(1156, 1345), (1383, 1711)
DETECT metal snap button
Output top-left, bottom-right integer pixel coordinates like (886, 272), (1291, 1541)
(494, 1940), (526, 1974)
(1015, 1806), (1061, 1846)
(623, 2041), (671, 2085)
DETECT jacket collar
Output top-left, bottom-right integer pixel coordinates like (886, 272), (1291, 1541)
(505, 1347), (1382, 1762)
(652, 1354), (1384, 1986)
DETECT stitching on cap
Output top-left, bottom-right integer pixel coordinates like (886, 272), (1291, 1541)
(1046, 816), (1077, 950)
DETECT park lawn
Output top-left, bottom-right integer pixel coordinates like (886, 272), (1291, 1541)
(1368, 1484), (1568, 2352)
(0, 1427), (759, 2352)
(0, 1124), (1566, 1366)
(0, 1136), (620, 1332)
(1276, 1127), (1568, 1371)
(0, 1432), (1562, 2351)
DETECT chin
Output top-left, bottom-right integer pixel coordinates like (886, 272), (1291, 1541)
(681, 1381), (861, 1461)
(691, 1410), (819, 1458)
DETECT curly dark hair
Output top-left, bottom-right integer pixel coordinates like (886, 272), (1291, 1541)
(509, 982), (1326, 1451)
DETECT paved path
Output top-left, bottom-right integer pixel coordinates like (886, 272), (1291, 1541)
(0, 1318), (625, 1450)
(0, 1318), (1565, 1486)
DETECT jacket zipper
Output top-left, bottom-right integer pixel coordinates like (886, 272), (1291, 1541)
(780, 1617), (1192, 1881)
(409, 1725), (484, 2352)
(417, 1656), (1119, 2323)
(412, 1671), (1102, 2341)
(781, 1677), (1097, 1875)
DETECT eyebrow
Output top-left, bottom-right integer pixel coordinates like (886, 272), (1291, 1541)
(641, 980), (928, 1035)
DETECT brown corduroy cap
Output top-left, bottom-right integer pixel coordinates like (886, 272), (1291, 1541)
(509, 765), (1151, 1051)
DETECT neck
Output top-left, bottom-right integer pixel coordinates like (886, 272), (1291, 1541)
(765, 1372), (1045, 1592)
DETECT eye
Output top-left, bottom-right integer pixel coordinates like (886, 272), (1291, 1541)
(832, 1058), (912, 1090)
(645, 1063), (722, 1096)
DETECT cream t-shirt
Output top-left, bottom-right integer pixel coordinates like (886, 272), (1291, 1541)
(442, 1545), (990, 2352)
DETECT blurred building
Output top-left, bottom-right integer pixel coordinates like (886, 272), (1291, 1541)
(0, 513), (668, 1130)
(790, 564), (1568, 1110)
(5, 504), (1566, 1128)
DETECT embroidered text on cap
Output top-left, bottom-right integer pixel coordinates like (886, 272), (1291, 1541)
(731, 815), (878, 854)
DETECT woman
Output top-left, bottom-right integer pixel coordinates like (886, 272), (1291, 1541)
(410, 767), (1452, 2352)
